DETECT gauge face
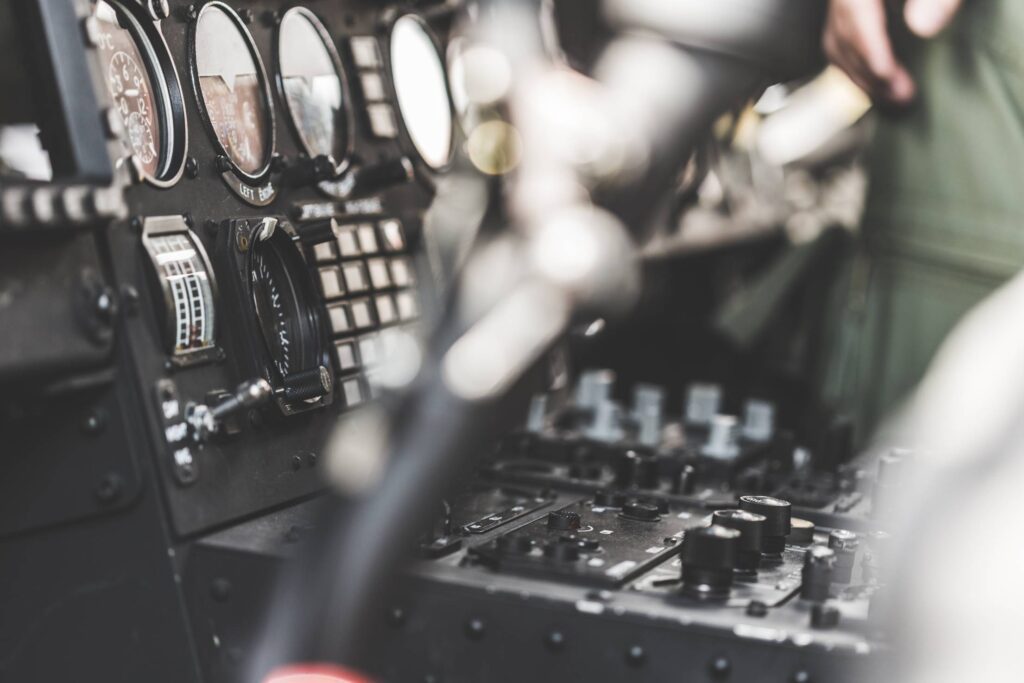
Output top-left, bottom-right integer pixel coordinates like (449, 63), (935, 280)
(93, 0), (185, 183)
(142, 226), (217, 360)
(248, 226), (321, 383)
(194, 4), (271, 176)
(389, 15), (454, 170)
(278, 9), (348, 161)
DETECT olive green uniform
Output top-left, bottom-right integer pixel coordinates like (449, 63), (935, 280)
(823, 1), (1024, 439)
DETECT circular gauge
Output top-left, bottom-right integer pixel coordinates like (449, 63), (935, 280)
(191, 3), (274, 178)
(276, 8), (352, 166)
(92, 0), (187, 185)
(389, 15), (455, 170)
(245, 221), (327, 399)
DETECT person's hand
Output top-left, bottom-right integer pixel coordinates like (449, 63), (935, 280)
(823, 0), (964, 104)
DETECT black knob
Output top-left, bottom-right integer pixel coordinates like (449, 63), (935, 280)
(800, 546), (836, 602)
(828, 530), (859, 584)
(496, 534), (534, 556)
(298, 217), (341, 246)
(739, 495), (791, 559)
(546, 510), (582, 531)
(282, 366), (332, 402)
(634, 455), (660, 489)
(787, 517), (815, 545)
(671, 463), (697, 494)
(620, 500), (660, 522)
(712, 509), (766, 574)
(681, 525), (740, 600)
(280, 153), (337, 186)
(543, 538), (581, 562)
(641, 497), (669, 514)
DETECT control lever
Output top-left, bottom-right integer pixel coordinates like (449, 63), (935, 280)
(186, 378), (272, 442)
(343, 157), (414, 197)
(279, 153), (337, 187)
(280, 154), (413, 197)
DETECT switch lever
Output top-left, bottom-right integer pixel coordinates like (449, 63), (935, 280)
(186, 378), (272, 442)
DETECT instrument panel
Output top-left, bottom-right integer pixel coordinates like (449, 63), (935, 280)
(95, 0), (460, 536)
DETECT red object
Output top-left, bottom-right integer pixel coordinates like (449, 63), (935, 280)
(264, 663), (374, 683)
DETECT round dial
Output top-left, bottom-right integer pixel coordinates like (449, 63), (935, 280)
(389, 15), (454, 170)
(277, 8), (349, 162)
(108, 50), (159, 175)
(247, 224), (322, 385)
(93, 0), (185, 183)
(193, 4), (272, 177)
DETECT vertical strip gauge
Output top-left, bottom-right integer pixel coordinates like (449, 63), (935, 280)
(189, 2), (277, 205)
(142, 216), (219, 366)
(388, 15), (455, 171)
(275, 8), (353, 172)
(92, 0), (188, 186)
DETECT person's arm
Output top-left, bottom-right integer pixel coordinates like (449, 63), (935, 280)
(823, 0), (964, 104)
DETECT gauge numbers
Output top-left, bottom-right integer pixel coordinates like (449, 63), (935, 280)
(194, 4), (272, 177)
(251, 246), (294, 377)
(94, 0), (184, 181)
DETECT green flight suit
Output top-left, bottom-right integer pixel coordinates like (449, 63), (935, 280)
(822, 0), (1024, 440)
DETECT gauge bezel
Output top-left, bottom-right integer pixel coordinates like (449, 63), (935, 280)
(382, 12), (457, 176)
(187, 1), (277, 185)
(273, 7), (355, 177)
(98, 0), (189, 188)
(140, 216), (222, 367)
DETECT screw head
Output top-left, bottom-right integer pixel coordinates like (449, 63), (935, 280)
(710, 655), (731, 679)
(81, 409), (107, 435)
(625, 645), (645, 667)
(464, 618), (485, 640)
(544, 631), (565, 653)
(215, 155), (232, 173)
(185, 157), (199, 179)
(95, 472), (124, 504)
(120, 285), (140, 315)
(387, 606), (406, 628)
(148, 0), (170, 20)
(210, 577), (232, 602)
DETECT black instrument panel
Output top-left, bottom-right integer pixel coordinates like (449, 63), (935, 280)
(100, 0), (456, 536)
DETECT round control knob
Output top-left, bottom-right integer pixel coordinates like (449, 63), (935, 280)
(681, 525), (740, 600)
(546, 510), (582, 531)
(828, 530), (859, 584)
(787, 517), (815, 545)
(496, 534), (534, 556)
(800, 546), (836, 602)
(712, 509), (766, 574)
(672, 463), (697, 494)
(739, 495), (792, 559)
(620, 501), (661, 522)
